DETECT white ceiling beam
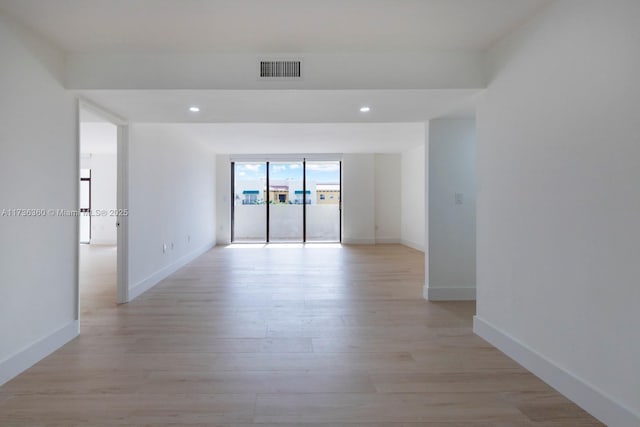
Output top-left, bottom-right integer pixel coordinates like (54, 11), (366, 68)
(65, 51), (486, 90)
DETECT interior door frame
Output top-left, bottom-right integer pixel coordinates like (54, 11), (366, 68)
(75, 99), (130, 321)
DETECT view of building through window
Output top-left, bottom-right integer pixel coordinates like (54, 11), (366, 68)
(305, 161), (341, 242)
(232, 160), (341, 242)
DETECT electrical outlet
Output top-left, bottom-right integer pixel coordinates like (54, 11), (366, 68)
(455, 193), (464, 205)
(162, 243), (167, 253)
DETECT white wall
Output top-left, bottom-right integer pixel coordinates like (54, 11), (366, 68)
(428, 119), (476, 300)
(374, 154), (401, 244)
(475, 1), (640, 425)
(127, 124), (216, 299)
(0, 16), (78, 384)
(88, 153), (118, 245)
(306, 205), (341, 241)
(233, 205), (267, 241)
(342, 153), (375, 244)
(268, 205), (304, 241)
(401, 143), (426, 251)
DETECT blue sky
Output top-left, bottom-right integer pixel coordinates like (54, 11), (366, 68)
(236, 162), (340, 183)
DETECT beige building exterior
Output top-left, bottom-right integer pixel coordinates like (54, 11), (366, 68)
(316, 184), (340, 205)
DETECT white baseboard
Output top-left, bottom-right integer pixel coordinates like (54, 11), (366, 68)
(401, 239), (425, 252)
(375, 238), (401, 244)
(425, 286), (476, 301)
(129, 241), (215, 301)
(216, 238), (230, 246)
(342, 238), (376, 245)
(0, 320), (79, 386)
(474, 316), (640, 427)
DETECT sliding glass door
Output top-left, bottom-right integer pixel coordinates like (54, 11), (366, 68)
(232, 162), (267, 242)
(305, 161), (341, 242)
(268, 162), (304, 242)
(231, 159), (341, 243)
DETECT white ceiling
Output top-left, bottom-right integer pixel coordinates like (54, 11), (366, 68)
(78, 89), (480, 123)
(4, 0), (542, 153)
(139, 122), (426, 154)
(0, 0), (550, 53)
(79, 92), (433, 153)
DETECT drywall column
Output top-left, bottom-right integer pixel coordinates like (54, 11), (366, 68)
(374, 154), (401, 244)
(474, 1), (640, 425)
(342, 153), (375, 244)
(401, 143), (426, 251)
(427, 119), (476, 301)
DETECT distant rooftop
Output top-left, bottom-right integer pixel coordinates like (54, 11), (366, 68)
(317, 184), (340, 191)
(269, 185), (288, 191)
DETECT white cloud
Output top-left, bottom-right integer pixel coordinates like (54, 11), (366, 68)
(243, 164), (263, 172)
(306, 163), (340, 172)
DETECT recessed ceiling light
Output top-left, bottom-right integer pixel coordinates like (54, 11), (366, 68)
(360, 106), (371, 113)
(189, 106), (200, 112)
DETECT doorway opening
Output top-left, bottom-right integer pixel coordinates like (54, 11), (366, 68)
(77, 100), (128, 315)
(231, 158), (341, 243)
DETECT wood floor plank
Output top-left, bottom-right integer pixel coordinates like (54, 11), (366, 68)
(0, 369), (151, 396)
(253, 392), (529, 424)
(139, 371), (376, 394)
(127, 336), (314, 354)
(370, 371), (550, 393)
(0, 393), (256, 425)
(0, 244), (603, 426)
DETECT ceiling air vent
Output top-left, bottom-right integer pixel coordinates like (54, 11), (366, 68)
(259, 60), (302, 79)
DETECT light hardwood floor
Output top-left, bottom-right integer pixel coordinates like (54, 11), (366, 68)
(0, 244), (602, 426)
